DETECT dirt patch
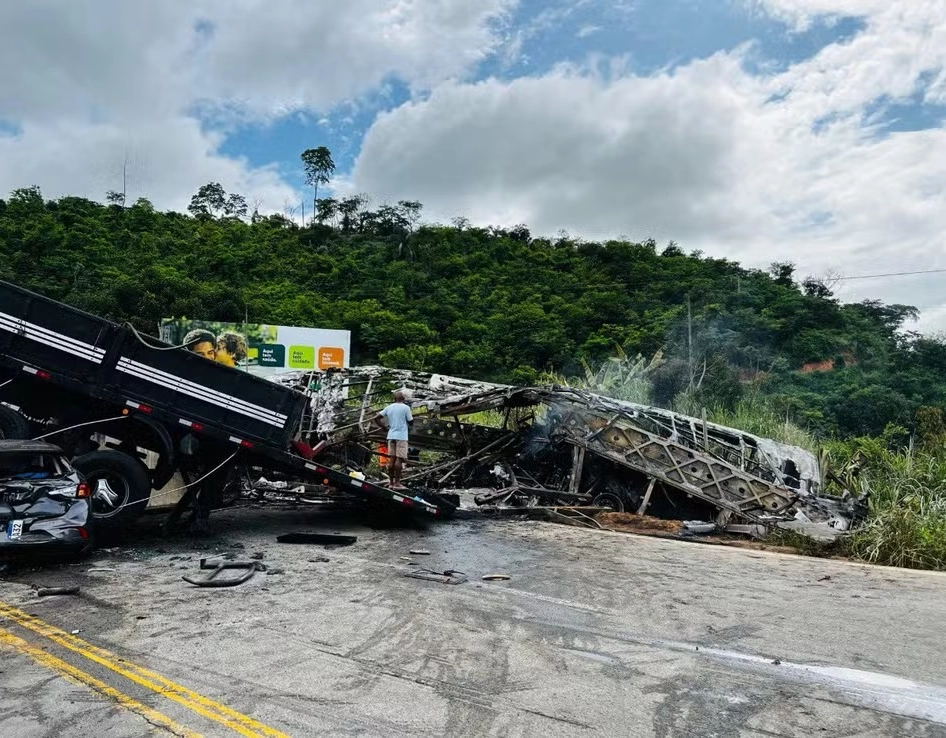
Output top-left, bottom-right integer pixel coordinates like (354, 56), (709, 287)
(597, 513), (684, 536)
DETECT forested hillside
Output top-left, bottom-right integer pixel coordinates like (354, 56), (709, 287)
(2, 184), (945, 440)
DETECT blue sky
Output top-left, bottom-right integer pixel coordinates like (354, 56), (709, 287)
(2, 0), (945, 329)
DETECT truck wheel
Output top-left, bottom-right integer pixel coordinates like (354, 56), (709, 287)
(0, 405), (31, 439)
(73, 450), (151, 530)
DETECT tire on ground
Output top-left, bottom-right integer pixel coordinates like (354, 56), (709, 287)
(0, 404), (31, 440)
(72, 450), (152, 530)
(592, 491), (625, 512)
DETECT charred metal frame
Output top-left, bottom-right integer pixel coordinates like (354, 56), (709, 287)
(268, 366), (859, 530)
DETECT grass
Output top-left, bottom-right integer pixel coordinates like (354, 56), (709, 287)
(834, 440), (946, 570)
(703, 396), (816, 451)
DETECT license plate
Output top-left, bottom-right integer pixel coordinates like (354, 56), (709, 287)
(6, 520), (23, 540)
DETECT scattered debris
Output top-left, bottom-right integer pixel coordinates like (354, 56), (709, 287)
(266, 567), (285, 575)
(683, 521), (716, 535)
(409, 549), (431, 555)
(405, 568), (468, 585)
(182, 558), (267, 588)
(308, 556), (331, 563)
(482, 574), (511, 581)
(37, 586), (80, 597)
(276, 533), (357, 546)
(598, 513), (683, 536)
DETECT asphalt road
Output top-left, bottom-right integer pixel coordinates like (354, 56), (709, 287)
(3, 505), (946, 737)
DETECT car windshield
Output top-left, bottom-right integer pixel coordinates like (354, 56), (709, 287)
(0, 452), (66, 481)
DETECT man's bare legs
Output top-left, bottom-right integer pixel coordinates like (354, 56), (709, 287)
(390, 456), (403, 488)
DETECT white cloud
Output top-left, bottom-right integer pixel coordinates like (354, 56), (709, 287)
(745, 0), (888, 31)
(353, 55), (755, 237)
(0, 0), (513, 211)
(0, 119), (296, 215)
(352, 2), (946, 328)
(193, 0), (515, 119)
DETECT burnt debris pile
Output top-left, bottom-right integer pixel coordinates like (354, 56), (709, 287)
(273, 367), (866, 539)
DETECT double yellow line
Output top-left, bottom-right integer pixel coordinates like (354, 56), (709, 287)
(0, 601), (289, 738)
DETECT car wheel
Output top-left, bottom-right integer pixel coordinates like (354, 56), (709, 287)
(0, 404), (31, 439)
(72, 450), (151, 531)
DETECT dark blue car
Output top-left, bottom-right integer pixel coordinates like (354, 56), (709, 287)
(0, 441), (93, 557)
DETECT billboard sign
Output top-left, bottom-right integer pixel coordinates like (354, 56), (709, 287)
(159, 319), (350, 377)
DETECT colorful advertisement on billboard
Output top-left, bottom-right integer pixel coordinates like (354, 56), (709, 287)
(159, 319), (351, 377)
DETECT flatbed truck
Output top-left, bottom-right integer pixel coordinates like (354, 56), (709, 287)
(0, 280), (453, 531)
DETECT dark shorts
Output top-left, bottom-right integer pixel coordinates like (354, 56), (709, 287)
(388, 440), (409, 459)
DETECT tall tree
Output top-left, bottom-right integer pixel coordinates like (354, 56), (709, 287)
(398, 200), (423, 232)
(338, 194), (365, 232)
(188, 182), (226, 218)
(300, 147), (335, 223)
(223, 193), (248, 219)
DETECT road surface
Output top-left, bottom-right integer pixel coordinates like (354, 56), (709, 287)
(2, 506), (946, 737)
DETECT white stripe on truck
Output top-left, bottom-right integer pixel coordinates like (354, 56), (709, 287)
(0, 311), (106, 363)
(116, 357), (287, 428)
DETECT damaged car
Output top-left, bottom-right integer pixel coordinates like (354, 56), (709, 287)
(0, 441), (93, 557)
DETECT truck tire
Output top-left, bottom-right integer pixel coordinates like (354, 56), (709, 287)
(73, 450), (151, 530)
(0, 405), (31, 440)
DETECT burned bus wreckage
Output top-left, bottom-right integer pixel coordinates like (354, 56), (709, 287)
(275, 367), (866, 539)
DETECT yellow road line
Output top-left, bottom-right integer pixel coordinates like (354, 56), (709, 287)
(0, 601), (290, 738)
(0, 625), (202, 738)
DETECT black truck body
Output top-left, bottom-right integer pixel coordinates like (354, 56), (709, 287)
(0, 281), (449, 527)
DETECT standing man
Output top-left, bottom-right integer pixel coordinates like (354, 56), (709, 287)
(376, 391), (413, 489)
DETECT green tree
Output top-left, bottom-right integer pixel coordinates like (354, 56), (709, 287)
(315, 197), (338, 226)
(188, 182), (226, 218)
(300, 147), (335, 223)
(105, 190), (126, 208)
(397, 200), (423, 232)
(223, 193), (248, 219)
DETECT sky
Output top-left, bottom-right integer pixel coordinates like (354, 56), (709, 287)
(1, 0), (945, 331)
